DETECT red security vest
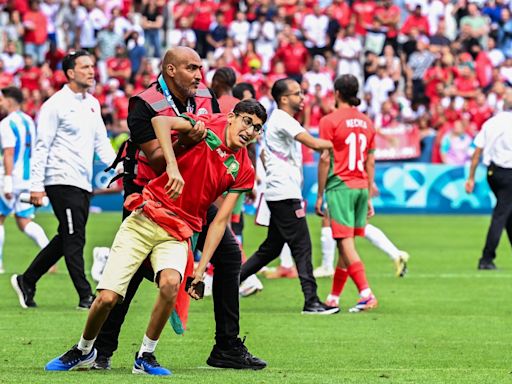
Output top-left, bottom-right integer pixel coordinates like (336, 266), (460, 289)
(129, 82), (215, 186)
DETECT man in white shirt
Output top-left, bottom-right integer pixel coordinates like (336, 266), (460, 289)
(239, 78), (339, 315)
(466, 90), (512, 270)
(11, 51), (116, 309)
(0, 87), (50, 274)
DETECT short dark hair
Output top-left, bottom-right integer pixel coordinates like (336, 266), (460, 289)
(211, 67), (237, 97)
(271, 78), (294, 107)
(233, 99), (267, 124)
(62, 50), (91, 79)
(2, 86), (23, 104)
(334, 74), (361, 107)
(233, 82), (256, 100)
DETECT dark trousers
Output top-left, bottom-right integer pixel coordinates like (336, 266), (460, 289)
(23, 185), (92, 300)
(94, 192), (242, 357)
(240, 199), (319, 305)
(481, 164), (512, 262)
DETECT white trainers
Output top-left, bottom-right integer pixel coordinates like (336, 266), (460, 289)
(91, 247), (110, 282)
(239, 274), (264, 297)
(313, 265), (335, 278)
(203, 273), (213, 297)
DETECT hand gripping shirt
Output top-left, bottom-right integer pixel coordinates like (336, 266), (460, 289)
(137, 113), (255, 234)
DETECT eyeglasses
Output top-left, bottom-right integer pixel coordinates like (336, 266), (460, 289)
(237, 114), (263, 134)
(283, 91), (304, 97)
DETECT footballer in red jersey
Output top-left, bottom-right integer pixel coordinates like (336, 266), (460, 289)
(45, 99), (267, 375)
(316, 74), (378, 313)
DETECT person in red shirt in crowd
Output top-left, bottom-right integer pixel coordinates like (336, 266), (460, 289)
(241, 59), (265, 99)
(266, 60), (288, 89)
(351, 0), (377, 36)
(51, 69), (67, 90)
(424, 58), (451, 102)
(328, 0), (351, 29)
(218, 0), (236, 25)
(211, 67), (239, 113)
(469, 42), (493, 89)
(375, 0), (401, 47)
(452, 63), (479, 100)
(23, 0), (48, 65)
(401, 5), (430, 36)
(192, 0), (218, 58)
(273, 31), (309, 82)
(16, 54), (41, 92)
(21, 88), (42, 119)
(0, 60), (14, 89)
(173, 0), (195, 27)
(316, 74), (378, 312)
(240, 40), (262, 74)
(45, 41), (66, 71)
(106, 45), (132, 88)
(112, 83), (134, 134)
(45, 99), (267, 375)
(469, 91), (494, 130)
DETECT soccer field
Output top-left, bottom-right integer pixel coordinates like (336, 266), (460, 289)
(0, 212), (511, 383)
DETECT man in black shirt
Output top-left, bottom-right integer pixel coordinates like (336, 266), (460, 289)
(92, 46), (266, 371)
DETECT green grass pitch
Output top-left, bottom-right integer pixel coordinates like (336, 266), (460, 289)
(0, 212), (511, 383)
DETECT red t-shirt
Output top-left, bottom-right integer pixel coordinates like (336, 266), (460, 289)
(319, 107), (375, 189)
(0, 72), (13, 89)
(352, 0), (377, 36)
(106, 57), (131, 87)
(17, 66), (41, 91)
(401, 15), (430, 35)
(23, 10), (48, 44)
(113, 94), (129, 120)
(374, 4), (401, 37)
(191, 0), (217, 31)
(273, 42), (309, 75)
(144, 113), (255, 232)
(329, 2), (351, 28)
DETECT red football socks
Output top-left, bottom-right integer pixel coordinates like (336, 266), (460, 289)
(347, 261), (369, 293)
(330, 267), (349, 297)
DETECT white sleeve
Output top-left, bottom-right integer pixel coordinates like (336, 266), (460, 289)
(0, 119), (16, 149)
(473, 124), (486, 149)
(284, 117), (306, 139)
(93, 101), (116, 166)
(31, 101), (59, 192)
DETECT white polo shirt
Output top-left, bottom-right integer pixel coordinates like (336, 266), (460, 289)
(31, 85), (116, 192)
(474, 111), (512, 169)
(263, 108), (306, 201)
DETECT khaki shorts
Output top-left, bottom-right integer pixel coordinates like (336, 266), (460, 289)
(97, 210), (188, 299)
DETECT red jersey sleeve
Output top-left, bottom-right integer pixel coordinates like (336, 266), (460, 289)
(228, 151), (255, 193)
(180, 112), (228, 135)
(319, 115), (334, 141)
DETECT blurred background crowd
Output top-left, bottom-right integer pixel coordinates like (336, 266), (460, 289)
(0, 0), (509, 163)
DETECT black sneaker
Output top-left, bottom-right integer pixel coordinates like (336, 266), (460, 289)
(77, 295), (95, 310)
(91, 354), (111, 370)
(302, 300), (340, 315)
(207, 337), (267, 370)
(11, 274), (37, 308)
(478, 259), (497, 270)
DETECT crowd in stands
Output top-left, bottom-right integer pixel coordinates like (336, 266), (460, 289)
(0, 0), (509, 163)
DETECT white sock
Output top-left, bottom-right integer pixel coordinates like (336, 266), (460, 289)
(139, 334), (159, 357)
(320, 227), (336, 269)
(326, 294), (339, 304)
(360, 288), (372, 298)
(77, 334), (96, 355)
(365, 224), (400, 261)
(279, 244), (294, 268)
(23, 221), (49, 249)
(0, 224), (4, 266)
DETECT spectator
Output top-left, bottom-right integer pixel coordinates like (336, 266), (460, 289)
(192, 0), (217, 58)
(249, 10), (277, 73)
(23, 0), (49, 65)
(401, 5), (430, 36)
(460, 3), (489, 47)
(126, 31), (146, 82)
(375, 0), (401, 48)
(334, 25), (363, 84)
(229, 11), (251, 52)
(16, 54), (41, 92)
(141, 0), (163, 58)
(206, 11), (228, 54)
(303, 55), (333, 97)
(407, 35), (435, 102)
(439, 120), (473, 164)
(352, 0), (377, 37)
(0, 40), (24, 75)
(60, 0), (88, 50)
(168, 16), (196, 49)
(364, 63), (395, 117)
(2, 11), (24, 50)
(106, 44), (131, 87)
(80, 0), (108, 51)
(302, 4), (330, 57)
(273, 31), (308, 82)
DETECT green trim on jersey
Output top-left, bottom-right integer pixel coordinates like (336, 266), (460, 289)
(228, 188), (251, 193)
(325, 152), (347, 191)
(224, 155), (240, 180)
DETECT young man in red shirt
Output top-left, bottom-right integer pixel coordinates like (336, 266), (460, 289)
(316, 74), (378, 313)
(45, 99), (267, 375)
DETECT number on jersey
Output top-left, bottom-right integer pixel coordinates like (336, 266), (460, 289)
(345, 132), (367, 171)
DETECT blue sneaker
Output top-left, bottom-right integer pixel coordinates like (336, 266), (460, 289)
(45, 345), (97, 371)
(132, 352), (172, 375)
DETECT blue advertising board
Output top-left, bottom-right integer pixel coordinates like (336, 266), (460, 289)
(91, 161), (495, 214)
